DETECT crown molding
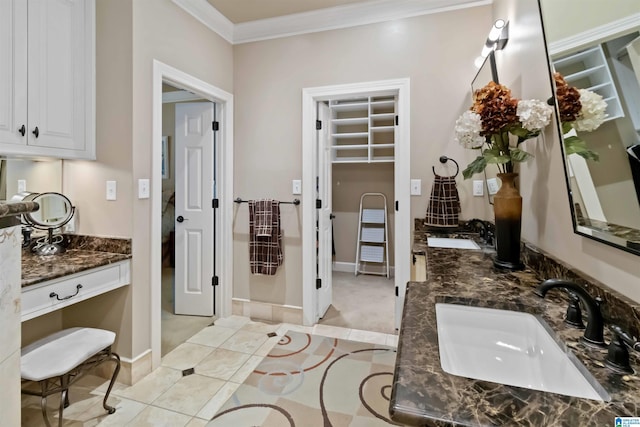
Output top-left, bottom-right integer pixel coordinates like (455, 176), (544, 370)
(173, 0), (234, 43)
(548, 13), (640, 57)
(174, 0), (491, 45)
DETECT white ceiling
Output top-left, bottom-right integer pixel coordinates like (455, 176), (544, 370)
(206, 0), (372, 24)
(174, 0), (490, 44)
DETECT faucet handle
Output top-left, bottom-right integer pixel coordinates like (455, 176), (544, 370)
(564, 292), (585, 329)
(604, 325), (634, 374)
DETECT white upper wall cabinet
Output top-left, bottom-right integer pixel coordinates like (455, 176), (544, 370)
(0, 0), (95, 160)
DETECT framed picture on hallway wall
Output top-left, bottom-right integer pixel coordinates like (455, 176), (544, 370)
(162, 136), (169, 179)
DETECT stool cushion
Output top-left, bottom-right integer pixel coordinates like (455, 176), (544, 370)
(21, 327), (116, 381)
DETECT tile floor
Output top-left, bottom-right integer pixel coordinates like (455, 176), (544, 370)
(20, 316), (399, 426)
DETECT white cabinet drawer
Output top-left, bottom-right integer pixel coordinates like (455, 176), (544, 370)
(21, 260), (130, 321)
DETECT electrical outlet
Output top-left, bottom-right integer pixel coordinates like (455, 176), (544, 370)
(138, 179), (150, 199)
(292, 179), (301, 195)
(410, 179), (421, 196)
(17, 179), (26, 193)
(106, 180), (117, 201)
(473, 180), (484, 196)
(487, 178), (500, 195)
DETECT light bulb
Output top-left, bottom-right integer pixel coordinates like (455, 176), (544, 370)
(488, 19), (506, 42)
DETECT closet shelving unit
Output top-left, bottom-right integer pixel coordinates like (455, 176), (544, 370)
(553, 45), (624, 122)
(329, 96), (397, 163)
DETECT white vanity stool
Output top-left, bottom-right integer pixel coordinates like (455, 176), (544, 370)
(21, 327), (121, 427)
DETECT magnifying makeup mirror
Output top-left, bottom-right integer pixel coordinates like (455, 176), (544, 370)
(14, 192), (75, 255)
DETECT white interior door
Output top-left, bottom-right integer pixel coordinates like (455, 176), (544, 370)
(174, 102), (214, 316)
(317, 102), (333, 319)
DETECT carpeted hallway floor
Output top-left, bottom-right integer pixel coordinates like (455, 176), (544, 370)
(318, 271), (396, 335)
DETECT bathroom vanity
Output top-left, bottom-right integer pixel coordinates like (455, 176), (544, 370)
(390, 222), (640, 425)
(21, 240), (131, 321)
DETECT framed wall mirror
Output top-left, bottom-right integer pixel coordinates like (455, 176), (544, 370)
(539, 0), (640, 255)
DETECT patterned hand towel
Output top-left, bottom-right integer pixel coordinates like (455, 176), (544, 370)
(253, 199), (273, 237)
(425, 174), (461, 228)
(249, 200), (283, 275)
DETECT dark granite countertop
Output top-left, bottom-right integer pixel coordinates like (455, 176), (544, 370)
(391, 221), (640, 426)
(21, 235), (132, 287)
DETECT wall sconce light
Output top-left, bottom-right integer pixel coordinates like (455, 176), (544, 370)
(474, 19), (509, 68)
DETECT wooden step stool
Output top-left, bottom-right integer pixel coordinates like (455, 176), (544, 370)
(21, 327), (121, 427)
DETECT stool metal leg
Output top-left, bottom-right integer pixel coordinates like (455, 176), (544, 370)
(102, 352), (121, 414)
(39, 382), (51, 427)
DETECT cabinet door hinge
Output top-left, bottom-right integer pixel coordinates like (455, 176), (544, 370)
(395, 286), (399, 297)
(395, 201), (399, 211)
(212, 276), (219, 286)
(212, 121), (219, 131)
(316, 120), (322, 130)
(316, 199), (322, 209)
(316, 278), (322, 289)
(395, 115), (399, 126)
(212, 198), (219, 209)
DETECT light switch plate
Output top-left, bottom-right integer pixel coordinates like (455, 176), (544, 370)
(138, 179), (150, 199)
(292, 179), (302, 195)
(473, 180), (484, 196)
(487, 178), (500, 195)
(17, 179), (26, 193)
(106, 181), (117, 201)
(410, 179), (421, 196)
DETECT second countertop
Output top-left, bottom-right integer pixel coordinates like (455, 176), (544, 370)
(391, 227), (640, 426)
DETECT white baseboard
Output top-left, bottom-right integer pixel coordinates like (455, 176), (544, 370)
(332, 261), (395, 276)
(232, 299), (303, 324)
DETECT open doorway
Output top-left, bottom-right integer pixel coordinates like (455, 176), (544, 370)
(160, 83), (217, 355)
(318, 161), (396, 334)
(301, 79), (411, 331)
(151, 60), (234, 369)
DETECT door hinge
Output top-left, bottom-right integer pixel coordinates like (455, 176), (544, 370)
(316, 120), (322, 130)
(316, 278), (322, 289)
(316, 199), (321, 209)
(212, 276), (219, 286)
(212, 121), (219, 131)
(412, 254), (416, 265)
(212, 198), (219, 209)
(395, 201), (399, 211)
(395, 286), (398, 297)
(395, 115), (399, 126)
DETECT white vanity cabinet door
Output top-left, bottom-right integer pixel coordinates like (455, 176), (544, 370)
(21, 260), (130, 321)
(0, 0), (95, 160)
(0, 0), (27, 148)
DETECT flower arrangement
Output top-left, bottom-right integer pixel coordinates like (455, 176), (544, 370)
(455, 81), (554, 179)
(554, 72), (607, 161)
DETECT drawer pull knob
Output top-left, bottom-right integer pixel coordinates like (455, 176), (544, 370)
(50, 284), (83, 301)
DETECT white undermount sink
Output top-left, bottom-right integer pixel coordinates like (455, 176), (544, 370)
(427, 237), (480, 250)
(435, 303), (609, 401)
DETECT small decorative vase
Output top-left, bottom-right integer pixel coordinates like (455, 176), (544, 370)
(493, 172), (524, 270)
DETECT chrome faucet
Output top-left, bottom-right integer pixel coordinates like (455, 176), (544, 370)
(534, 279), (606, 347)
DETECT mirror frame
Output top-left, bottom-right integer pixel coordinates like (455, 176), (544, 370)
(538, 0), (640, 256)
(24, 192), (75, 230)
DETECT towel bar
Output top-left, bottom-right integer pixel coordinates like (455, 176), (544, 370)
(432, 156), (459, 178)
(234, 197), (300, 205)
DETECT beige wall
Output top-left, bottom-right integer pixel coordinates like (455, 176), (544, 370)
(493, 0), (640, 301)
(232, 6), (493, 307)
(60, 0), (233, 361)
(540, 0), (639, 43)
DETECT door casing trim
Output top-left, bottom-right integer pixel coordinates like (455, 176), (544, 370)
(301, 78), (411, 327)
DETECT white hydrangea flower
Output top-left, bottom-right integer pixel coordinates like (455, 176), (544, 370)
(454, 111), (485, 149)
(516, 99), (553, 131)
(574, 89), (607, 132)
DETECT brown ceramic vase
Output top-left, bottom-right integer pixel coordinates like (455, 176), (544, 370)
(493, 173), (524, 270)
